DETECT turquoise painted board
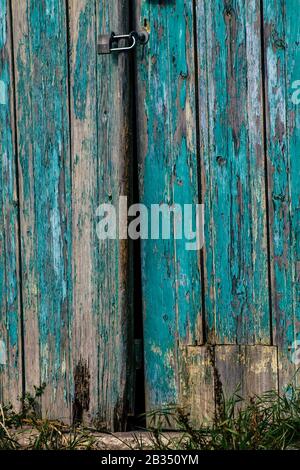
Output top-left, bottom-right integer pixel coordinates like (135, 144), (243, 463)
(11, 0), (73, 420)
(263, 0), (300, 388)
(134, 0), (202, 412)
(197, 0), (270, 345)
(0, 0), (22, 409)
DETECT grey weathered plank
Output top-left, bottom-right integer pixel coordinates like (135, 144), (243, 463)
(68, 0), (99, 427)
(242, 346), (278, 397)
(185, 346), (215, 427)
(11, 0), (72, 420)
(0, 0), (23, 409)
(68, 0), (133, 430)
(96, 0), (133, 430)
(188, 345), (278, 426)
(214, 345), (241, 403)
(215, 345), (278, 400)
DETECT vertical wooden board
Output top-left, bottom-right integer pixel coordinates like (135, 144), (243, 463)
(96, 1), (132, 431)
(0, 0), (22, 408)
(196, 0), (270, 344)
(186, 346), (215, 427)
(11, 0), (72, 420)
(134, 0), (202, 413)
(214, 345), (241, 400)
(243, 345), (278, 396)
(286, 0), (300, 387)
(10, 0), (39, 409)
(68, 0), (132, 430)
(68, 0), (99, 428)
(263, 0), (300, 389)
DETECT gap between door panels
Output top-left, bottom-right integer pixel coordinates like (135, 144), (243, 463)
(127, 0), (146, 430)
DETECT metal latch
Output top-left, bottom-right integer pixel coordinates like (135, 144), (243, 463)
(97, 31), (149, 55)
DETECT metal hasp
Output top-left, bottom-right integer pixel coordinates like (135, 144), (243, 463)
(97, 31), (149, 54)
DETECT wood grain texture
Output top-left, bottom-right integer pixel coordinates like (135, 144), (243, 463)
(69, 0), (99, 427)
(215, 345), (278, 399)
(134, 0), (202, 413)
(263, 0), (300, 389)
(69, 0), (133, 430)
(187, 345), (278, 426)
(0, 0), (22, 409)
(196, 0), (270, 344)
(185, 346), (215, 427)
(11, 0), (72, 420)
(96, 0), (133, 431)
(2, 0), (300, 428)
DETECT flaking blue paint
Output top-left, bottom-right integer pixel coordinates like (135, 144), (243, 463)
(138, 0), (201, 410)
(73, 5), (92, 120)
(0, 0), (7, 48)
(1, 0), (299, 420)
(0, 80), (6, 105)
(0, 339), (6, 365)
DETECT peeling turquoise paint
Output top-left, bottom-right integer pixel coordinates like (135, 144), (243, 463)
(197, 0), (270, 344)
(136, 0), (202, 410)
(0, 0), (22, 403)
(0, 339), (6, 365)
(0, 0), (7, 48)
(264, 0), (300, 380)
(73, 5), (92, 120)
(1, 0), (300, 425)
(0, 79), (6, 105)
(11, 0), (72, 413)
(137, 0), (299, 413)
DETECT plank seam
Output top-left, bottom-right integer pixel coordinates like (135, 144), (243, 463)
(192, 0), (206, 345)
(64, 0), (73, 419)
(260, 0), (274, 346)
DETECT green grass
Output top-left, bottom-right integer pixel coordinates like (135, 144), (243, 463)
(0, 385), (95, 450)
(146, 387), (300, 450)
(1, 386), (300, 450)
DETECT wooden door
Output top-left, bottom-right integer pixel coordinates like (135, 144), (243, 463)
(134, 0), (299, 424)
(1, 0), (300, 430)
(0, 0), (133, 431)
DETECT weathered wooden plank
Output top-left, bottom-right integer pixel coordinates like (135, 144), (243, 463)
(68, 0), (133, 430)
(187, 345), (278, 426)
(242, 345), (278, 397)
(11, 0), (72, 420)
(96, 0), (133, 431)
(196, 0), (270, 343)
(134, 0), (202, 413)
(215, 345), (278, 400)
(214, 345), (241, 401)
(0, 0), (22, 408)
(263, 0), (300, 389)
(9, 0), (39, 410)
(68, 0), (99, 427)
(185, 346), (215, 427)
